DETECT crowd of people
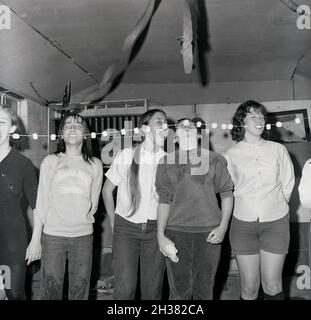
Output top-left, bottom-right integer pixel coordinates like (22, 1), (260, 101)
(0, 100), (310, 300)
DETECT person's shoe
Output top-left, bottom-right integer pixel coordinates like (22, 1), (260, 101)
(96, 276), (114, 294)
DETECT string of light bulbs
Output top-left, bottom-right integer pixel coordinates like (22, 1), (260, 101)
(8, 115), (307, 140)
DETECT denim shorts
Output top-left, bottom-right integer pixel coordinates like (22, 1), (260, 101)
(229, 214), (290, 255)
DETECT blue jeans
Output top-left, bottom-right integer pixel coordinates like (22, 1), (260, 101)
(40, 233), (93, 300)
(165, 230), (221, 300)
(113, 214), (166, 300)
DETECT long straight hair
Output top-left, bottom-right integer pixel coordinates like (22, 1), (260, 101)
(128, 109), (167, 217)
(55, 112), (94, 163)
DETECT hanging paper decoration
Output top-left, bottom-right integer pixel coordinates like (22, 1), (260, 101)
(60, 81), (72, 118)
(82, 0), (162, 105)
(193, 0), (209, 85)
(46, 0), (210, 109)
(182, 0), (194, 74)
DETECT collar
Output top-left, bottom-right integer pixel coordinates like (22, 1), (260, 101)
(237, 139), (266, 149)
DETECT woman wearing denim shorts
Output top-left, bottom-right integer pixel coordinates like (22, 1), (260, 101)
(224, 100), (295, 300)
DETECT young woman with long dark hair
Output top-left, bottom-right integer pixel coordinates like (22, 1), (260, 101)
(29, 112), (103, 300)
(102, 109), (168, 300)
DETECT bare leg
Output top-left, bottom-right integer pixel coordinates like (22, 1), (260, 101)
(235, 254), (260, 300)
(260, 250), (286, 299)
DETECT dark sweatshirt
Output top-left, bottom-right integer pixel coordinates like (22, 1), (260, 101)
(155, 149), (233, 233)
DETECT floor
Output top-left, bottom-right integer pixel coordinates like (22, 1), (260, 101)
(1, 274), (311, 300)
(1, 250), (311, 300)
(90, 275), (311, 301)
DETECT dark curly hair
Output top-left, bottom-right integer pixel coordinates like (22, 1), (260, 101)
(231, 100), (269, 142)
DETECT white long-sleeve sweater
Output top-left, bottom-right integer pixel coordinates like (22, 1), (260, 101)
(35, 153), (103, 237)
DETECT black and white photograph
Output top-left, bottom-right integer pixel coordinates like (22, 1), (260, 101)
(0, 0), (311, 312)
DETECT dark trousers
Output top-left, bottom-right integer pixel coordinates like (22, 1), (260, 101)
(165, 230), (221, 300)
(40, 233), (93, 300)
(4, 263), (26, 300)
(113, 214), (166, 300)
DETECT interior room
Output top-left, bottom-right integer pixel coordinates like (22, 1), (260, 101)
(0, 0), (311, 300)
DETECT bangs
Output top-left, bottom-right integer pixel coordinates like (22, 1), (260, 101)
(245, 103), (267, 117)
(139, 109), (166, 127)
(64, 114), (84, 124)
(60, 113), (87, 134)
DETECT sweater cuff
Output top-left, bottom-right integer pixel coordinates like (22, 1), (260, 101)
(220, 191), (233, 200)
(158, 197), (172, 205)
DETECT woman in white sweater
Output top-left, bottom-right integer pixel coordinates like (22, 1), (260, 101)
(27, 112), (103, 300)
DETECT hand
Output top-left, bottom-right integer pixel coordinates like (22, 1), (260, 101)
(25, 239), (41, 265)
(206, 225), (227, 244)
(158, 234), (176, 257)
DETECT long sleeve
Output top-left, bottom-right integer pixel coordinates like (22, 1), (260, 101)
(35, 156), (55, 224)
(90, 158), (104, 216)
(222, 151), (235, 184)
(299, 159), (311, 208)
(279, 145), (295, 202)
(155, 161), (173, 204)
(214, 154), (234, 199)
